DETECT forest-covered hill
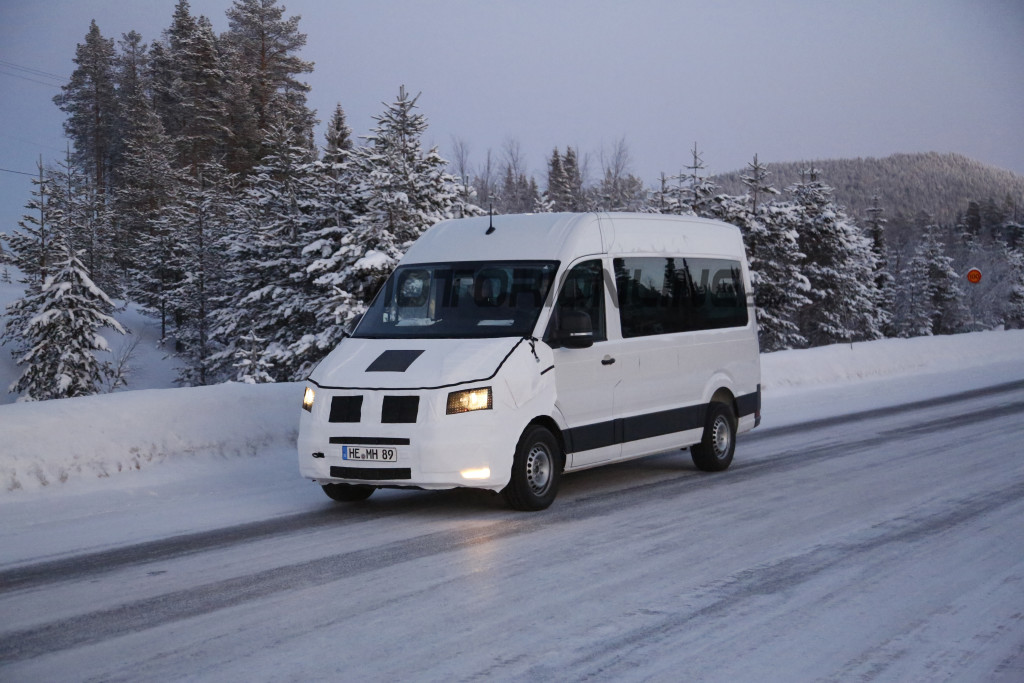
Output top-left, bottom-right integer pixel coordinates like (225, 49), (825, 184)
(712, 152), (1024, 226)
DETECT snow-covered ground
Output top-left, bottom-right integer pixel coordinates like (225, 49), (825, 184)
(2, 286), (1023, 680)
(0, 322), (1021, 562)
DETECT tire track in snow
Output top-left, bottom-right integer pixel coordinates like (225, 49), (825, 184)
(559, 478), (1024, 680)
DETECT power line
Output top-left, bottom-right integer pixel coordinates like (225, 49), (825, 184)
(0, 68), (62, 88)
(0, 58), (65, 82)
(0, 167), (37, 177)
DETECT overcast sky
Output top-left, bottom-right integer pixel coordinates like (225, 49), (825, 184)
(1, 0), (1022, 236)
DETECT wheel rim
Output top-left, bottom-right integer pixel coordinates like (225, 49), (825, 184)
(525, 443), (552, 494)
(711, 415), (732, 459)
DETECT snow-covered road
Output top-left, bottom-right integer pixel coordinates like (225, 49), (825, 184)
(2, 377), (1023, 681)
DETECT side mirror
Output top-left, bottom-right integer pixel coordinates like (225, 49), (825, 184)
(556, 310), (594, 349)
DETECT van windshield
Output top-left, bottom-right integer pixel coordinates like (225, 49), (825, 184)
(353, 261), (559, 339)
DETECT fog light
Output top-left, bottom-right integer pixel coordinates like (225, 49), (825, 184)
(460, 467), (491, 480)
(302, 386), (315, 412)
(446, 387), (492, 414)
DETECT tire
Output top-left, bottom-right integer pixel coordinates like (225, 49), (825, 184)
(502, 425), (562, 511)
(691, 402), (737, 472)
(321, 483), (376, 502)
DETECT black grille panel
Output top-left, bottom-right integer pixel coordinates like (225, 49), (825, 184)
(381, 396), (419, 423)
(331, 466), (411, 481)
(329, 396), (363, 423)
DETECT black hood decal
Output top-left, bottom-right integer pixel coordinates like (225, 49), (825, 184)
(366, 349), (425, 372)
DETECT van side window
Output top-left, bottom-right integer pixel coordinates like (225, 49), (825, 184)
(548, 260), (607, 343)
(614, 257), (747, 337)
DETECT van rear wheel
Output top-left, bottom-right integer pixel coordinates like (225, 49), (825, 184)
(503, 425), (561, 511)
(691, 402), (736, 472)
(321, 483), (376, 502)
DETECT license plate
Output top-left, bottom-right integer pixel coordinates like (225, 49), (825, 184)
(341, 445), (398, 462)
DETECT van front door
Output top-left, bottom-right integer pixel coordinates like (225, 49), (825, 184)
(547, 259), (622, 467)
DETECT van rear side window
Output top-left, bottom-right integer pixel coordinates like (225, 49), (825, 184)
(614, 257), (748, 337)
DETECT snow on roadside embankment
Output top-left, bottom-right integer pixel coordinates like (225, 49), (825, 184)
(0, 381), (301, 494)
(1, 330), (1023, 496)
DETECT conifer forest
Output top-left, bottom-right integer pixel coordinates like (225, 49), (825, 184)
(2, 0), (1023, 402)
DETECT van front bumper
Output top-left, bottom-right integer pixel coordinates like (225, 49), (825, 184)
(297, 384), (518, 492)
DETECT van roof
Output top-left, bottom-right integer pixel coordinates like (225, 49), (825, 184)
(401, 212), (745, 265)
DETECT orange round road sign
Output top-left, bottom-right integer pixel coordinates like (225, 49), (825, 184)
(967, 268), (982, 284)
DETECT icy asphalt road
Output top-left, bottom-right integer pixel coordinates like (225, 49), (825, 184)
(2, 382), (1024, 681)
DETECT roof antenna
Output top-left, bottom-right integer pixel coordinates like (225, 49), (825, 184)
(486, 205), (496, 235)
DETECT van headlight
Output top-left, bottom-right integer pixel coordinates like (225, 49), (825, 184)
(302, 386), (315, 412)
(446, 387), (492, 414)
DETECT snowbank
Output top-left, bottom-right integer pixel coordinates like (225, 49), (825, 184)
(0, 329), (1022, 496)
(763, 328), (1024, 391)
(0, 381), (300, 493)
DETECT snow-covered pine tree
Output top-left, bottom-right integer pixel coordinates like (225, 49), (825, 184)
(345, 86), (458, 300)
(1005, 248), (1024, 329)
(683, 142), (716, 217)
(789, 168), (884, 346)
(864, 194), (896, 335)
(164, 159), (235, 385)
(894, 223), (967, 337)
(232, 329), (275, 384)
(6, 158), (65, 286)
(155, 2), (230, 173)
(562, 147), (586, 211)
(545, 147), (571, 212)
(46, 145), (120, 298)
(120, 100), (186, 341)
(211, 120), (325, 382)
(252, 106), (369, 378)
(2, 160), (64, 360)
(649, 172), (685, 215)
(7, 237), (125, 401)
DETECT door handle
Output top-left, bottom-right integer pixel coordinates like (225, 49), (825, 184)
(601, 356), (616, 366)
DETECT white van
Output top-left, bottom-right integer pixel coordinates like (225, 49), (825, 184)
(298, 212), (761, 510)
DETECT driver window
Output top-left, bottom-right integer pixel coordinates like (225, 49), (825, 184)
(548, 260), (607, 343)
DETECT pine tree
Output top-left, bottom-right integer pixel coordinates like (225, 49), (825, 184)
(7, 238), (125, 401)
(562, 147), (585, 211)
(545, 147), (571, 212)
(895, 224), (967, 337)
(164, 159), (235, 385)
(54, 20), (120, 197)
(122, 111), (185, 342)
(46, 145), (120, 297)
(864, 194), (896, 335)
(790, 169), (883, 346)
(1005, 248), (1024, 329)
(347, 86), (457, 299)
(649, 172), (686, 215)
(683, 142), (715, 217)
(6, 158), (64, 285)
(155, 1), (230, 173)
(232, 329), (275, 383)
(223, 0), (316, 144)
(210, 121), (324, 381)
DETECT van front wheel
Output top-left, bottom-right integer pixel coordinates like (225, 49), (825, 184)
(321, 483), (376, 502)
(691, 402), (736, 472)
(503, 426), (561, 511)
